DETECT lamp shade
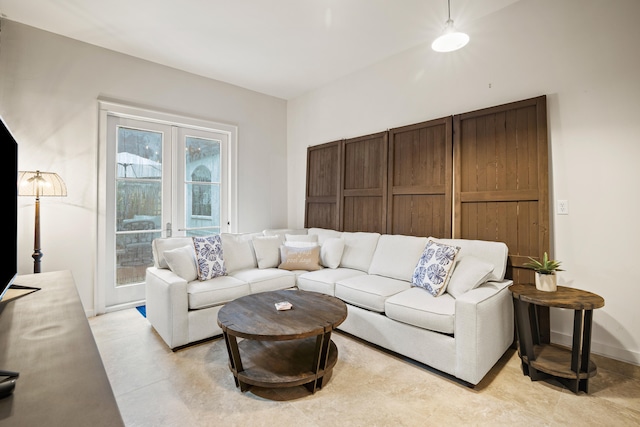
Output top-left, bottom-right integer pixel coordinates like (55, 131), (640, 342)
(432, 0), (469, 53)
(18, 170), (67, 197)
(431, 19), (469, 53)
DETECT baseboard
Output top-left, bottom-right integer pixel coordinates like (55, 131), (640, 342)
(104, 299), (146, 313)
(551, 331), (640, 370)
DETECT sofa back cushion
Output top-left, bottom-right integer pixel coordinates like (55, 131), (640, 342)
(308, 227), (343, 244)
(368, 234), (429, 281)
(285, 233), (318, 243)
(430, 237), (509, 282)
(152, 237), (194, 269)
(220, 233), (261, 273)
(339, 232), (381, 272)
(263, 228), (307, 237)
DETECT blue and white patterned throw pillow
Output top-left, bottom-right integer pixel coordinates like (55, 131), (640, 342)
(412, 239), (460, 296)
(192, 235), (227, 281)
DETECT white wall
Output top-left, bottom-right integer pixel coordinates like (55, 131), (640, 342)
(0, 20), (288, 315)
(287, 0), (640, 365)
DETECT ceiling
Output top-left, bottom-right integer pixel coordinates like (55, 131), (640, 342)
(0, 0), (520, 100)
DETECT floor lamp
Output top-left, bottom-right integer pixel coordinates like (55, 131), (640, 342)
(17, 170), (67, 274)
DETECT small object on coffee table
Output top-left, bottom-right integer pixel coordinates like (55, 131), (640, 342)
(275, 301), (292, 311)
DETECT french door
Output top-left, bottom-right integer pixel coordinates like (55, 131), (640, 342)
(98, 102), (236, 312)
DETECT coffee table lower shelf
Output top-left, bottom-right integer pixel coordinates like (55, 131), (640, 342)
(229, 336), (338, 392)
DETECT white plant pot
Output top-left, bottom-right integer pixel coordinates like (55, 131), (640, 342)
(535, 272), (557, 292)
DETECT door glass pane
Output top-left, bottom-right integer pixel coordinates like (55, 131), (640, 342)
(115, 127), (163, 285)
(185, 136), (221, 236)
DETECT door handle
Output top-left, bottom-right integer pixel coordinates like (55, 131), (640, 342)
(165, 222), (172, 238)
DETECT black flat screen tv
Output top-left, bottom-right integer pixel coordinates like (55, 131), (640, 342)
(0, 115), (18, 302)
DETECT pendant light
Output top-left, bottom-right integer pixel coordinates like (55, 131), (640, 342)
(431, 0), (469, 53)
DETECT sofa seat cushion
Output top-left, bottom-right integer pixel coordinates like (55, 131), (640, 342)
(385, 287), (455, 335)
(335, 274), (411, 313)
(231, 268), (296, 294)
(187, 276), (250, 310)
(297, 268), (367, 296)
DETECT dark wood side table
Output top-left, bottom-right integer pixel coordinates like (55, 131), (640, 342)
(217, 289), (347, 394)
(509, 283), (604, 394)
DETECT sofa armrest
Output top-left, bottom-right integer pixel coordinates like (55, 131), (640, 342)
(454, 279), (514, 385)
(482, 279), (512, 292)
(145, 267), (190, 349)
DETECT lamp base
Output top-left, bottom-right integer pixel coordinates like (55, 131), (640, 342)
(32, 250), (42, 274)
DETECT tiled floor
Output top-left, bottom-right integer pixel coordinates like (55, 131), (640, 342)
(89, 309), (640, 426)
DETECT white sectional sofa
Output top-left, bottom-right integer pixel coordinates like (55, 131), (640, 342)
(145, 227), (514, 386)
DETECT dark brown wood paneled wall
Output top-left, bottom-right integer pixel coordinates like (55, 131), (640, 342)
(341, 132), (388, 233)
(388, 117), (452, 238)
(304, 96), (549, 284)
(305, 140), (342, 230)
(453, 95), (549, 282)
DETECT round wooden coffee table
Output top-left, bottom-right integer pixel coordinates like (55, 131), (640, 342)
(217, 289), (347, 393)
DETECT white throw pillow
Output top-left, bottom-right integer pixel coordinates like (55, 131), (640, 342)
(163, 245), (197, 282)
(320, 237), (345, 269)
(152, 237), (193, 269)
(412, 239), (460, 297)
(252, 235), (283, 268)
(446, 255), (495, 298)
(192, 235), (227, 280)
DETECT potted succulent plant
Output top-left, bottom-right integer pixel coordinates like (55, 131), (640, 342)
(523, 252), (563, 292)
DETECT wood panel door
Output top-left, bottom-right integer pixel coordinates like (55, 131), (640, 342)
(453, 95), (549, 282)
(305, 140), (342, 229)
(387, 117), (452, 237)
(341, 132), (388, 233)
